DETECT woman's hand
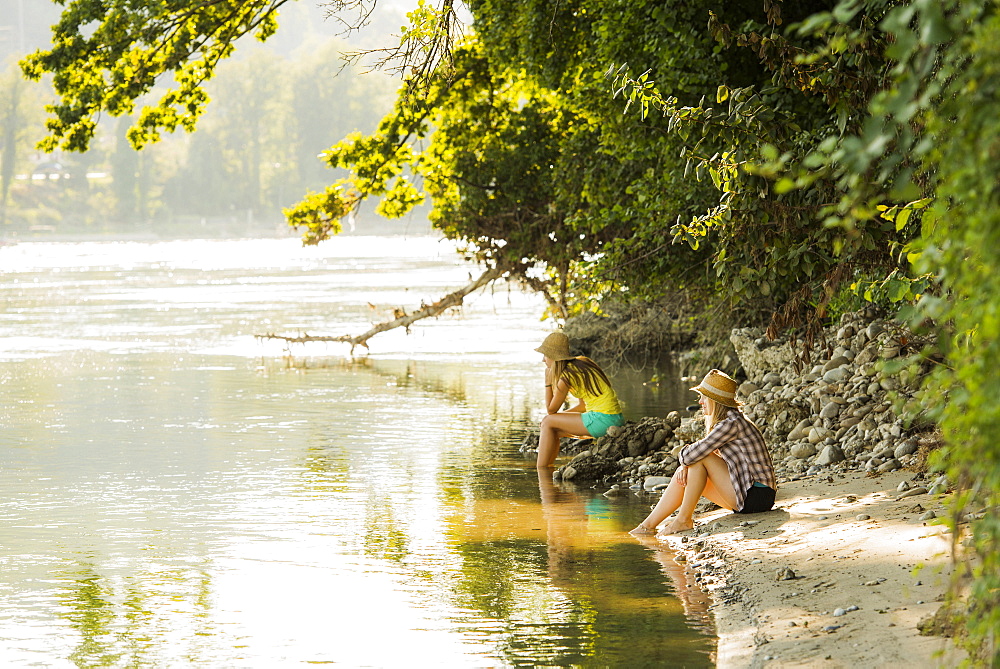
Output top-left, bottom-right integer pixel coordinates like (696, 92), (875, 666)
(675, 465), (688, 487)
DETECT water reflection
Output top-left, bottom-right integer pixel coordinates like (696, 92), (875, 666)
(0, 238), (712, 665)
(429, 462), (713, 666)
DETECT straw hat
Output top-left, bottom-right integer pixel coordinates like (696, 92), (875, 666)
(534, 332), (574, 361)
(690, 369), (741, 407)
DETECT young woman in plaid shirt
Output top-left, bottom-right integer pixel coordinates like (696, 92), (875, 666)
(631, 369), (776, 536)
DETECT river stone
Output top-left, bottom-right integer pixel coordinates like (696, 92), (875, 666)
(650, 429), (668, 452)
(879, 377), (899, 391)
(675, 418), (703, 442)
(763, 372), (782, 385)
(928, 481), (948, 495)
(854, 347), (877, 366)
(823, 367), (849, 384)
(866, 323), (885, 340)
(852, 403), (874, 418)
(790, 442), (818, 459)
(644, 476), (672, 490)
(808, 426), (834, 444)
(820, 402), (841, 419)
(816, 444), (846, 466)
(894, 439), (918, 459)
(873, 446), (894, 460)
(877, 458), (901, 473)
(787, 418), (813, 441)
(823, 356), (850, 373)
(664, 411), (682, 430)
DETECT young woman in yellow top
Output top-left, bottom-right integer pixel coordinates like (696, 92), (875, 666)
(534, 332), (624, 468)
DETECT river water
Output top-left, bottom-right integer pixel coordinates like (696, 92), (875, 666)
(0, 236), (713, 667)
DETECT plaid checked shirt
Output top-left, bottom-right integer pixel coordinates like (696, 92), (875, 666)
(679, 408), (776, 512)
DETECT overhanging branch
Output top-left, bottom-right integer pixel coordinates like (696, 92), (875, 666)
(256, 264), (507, 354)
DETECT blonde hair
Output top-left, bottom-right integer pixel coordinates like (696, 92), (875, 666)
(703, 396), (734, 434)
(551, 356), (612, 398)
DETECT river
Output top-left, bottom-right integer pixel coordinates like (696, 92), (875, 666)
(0, 236), (713, 667)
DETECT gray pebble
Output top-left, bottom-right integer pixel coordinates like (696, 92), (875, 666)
(856, 514), (871, 521)
(877, 458), (901, 473)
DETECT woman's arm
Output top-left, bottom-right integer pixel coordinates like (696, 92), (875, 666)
(679, 418), (739, 466)
(546, 378), (571, 414)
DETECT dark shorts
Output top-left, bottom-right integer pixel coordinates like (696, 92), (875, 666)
(736, 484), (776, 514)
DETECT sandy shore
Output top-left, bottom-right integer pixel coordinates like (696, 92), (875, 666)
(636, 469), (968, 667)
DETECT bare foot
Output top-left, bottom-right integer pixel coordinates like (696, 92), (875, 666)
(629, 523), (656, 536)
(656, 518), (695, 537)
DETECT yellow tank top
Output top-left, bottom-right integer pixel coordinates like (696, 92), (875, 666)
(566, 372), (622, 415)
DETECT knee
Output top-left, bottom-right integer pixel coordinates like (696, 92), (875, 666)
(540, 414), (557, 430)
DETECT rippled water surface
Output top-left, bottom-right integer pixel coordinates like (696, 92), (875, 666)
(0, 237), (712, 667)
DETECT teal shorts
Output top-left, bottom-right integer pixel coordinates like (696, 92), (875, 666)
(581, 411), (624, 438)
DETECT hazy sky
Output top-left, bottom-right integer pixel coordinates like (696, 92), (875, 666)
(0, 0), (434, 63)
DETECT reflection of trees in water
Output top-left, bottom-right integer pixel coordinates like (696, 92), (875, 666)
(361, 503), (411, 563)
(56, 559), (215, 666)
(273, 353), (711, 663)
(60, 564), (121, 667)
(267, 356), (537, 428)
(452, 539), (548, 618)
(447, 536), (713, 666)
(440, 473), (714, 666)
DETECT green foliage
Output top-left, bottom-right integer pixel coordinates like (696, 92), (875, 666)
(284, 184), (351, 245)
(885, 1), (1000, 660)
(20, 0), (291, 152)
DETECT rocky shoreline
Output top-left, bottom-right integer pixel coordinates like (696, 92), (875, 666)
(524, 309), (970, 665)
(523, 309), (944, 497)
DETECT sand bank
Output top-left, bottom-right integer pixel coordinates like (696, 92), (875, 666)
(638, 469), (968, 667)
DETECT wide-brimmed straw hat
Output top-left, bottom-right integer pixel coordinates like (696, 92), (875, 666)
(690, 369), (741, 407)
(534, 332), (574, 361)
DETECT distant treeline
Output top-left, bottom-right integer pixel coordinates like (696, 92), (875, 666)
(0, 2), (408, 235)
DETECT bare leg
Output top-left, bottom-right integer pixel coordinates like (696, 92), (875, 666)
(537, 412), (588, 468)
(630, 467), (687, 534)
(630, 453), (739, 535)
(658, 453), (738, 535)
